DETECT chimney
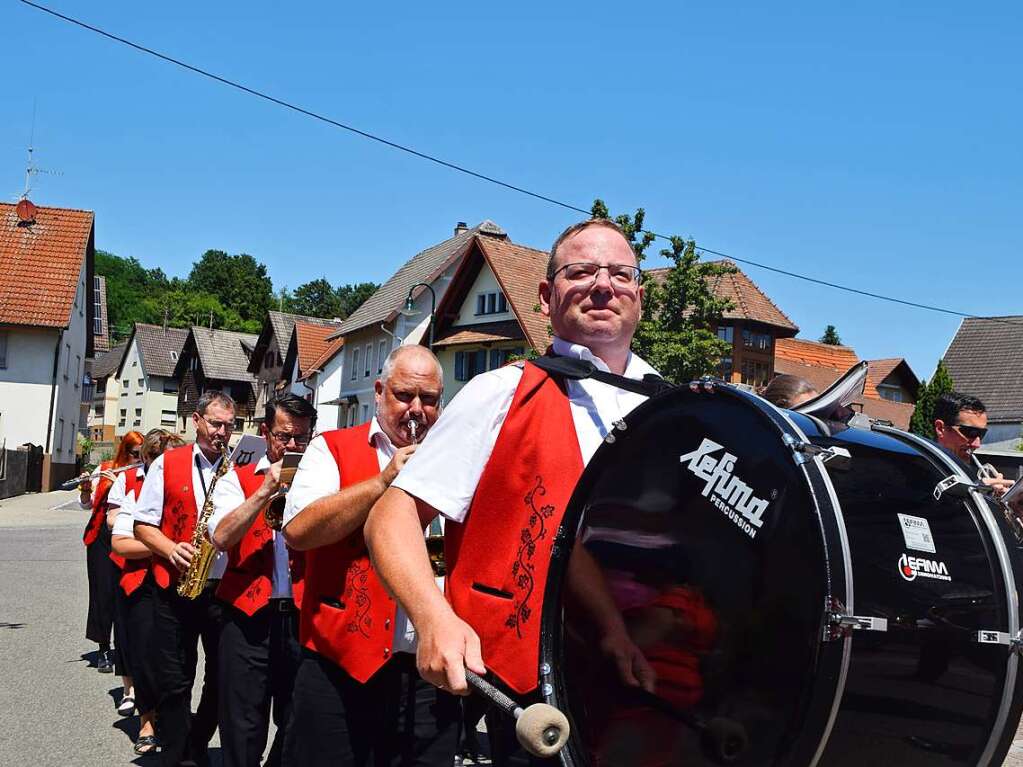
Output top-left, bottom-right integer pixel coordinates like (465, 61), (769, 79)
(454, 221), (468, 236)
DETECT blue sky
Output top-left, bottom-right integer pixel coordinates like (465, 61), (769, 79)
(2, 1), (1020, 380)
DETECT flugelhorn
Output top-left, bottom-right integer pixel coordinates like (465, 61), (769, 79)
(971, 453), (1023, 543)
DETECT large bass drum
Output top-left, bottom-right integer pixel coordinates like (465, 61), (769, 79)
(539, 383), (1023, 766)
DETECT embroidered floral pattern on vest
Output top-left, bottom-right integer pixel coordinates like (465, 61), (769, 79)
(506, 475), (555, 638)
(343, 559), (373, 637)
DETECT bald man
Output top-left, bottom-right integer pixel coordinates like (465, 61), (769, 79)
(281, 345), (459, 767)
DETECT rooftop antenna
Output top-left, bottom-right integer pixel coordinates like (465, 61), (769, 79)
(22, 101), (63, 201)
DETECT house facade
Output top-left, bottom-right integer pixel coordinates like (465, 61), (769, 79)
(114, 324), (189, 438)
(175, 327), (260, 438)
(0, 200), (94, 491)
(88, 342), (126, 445)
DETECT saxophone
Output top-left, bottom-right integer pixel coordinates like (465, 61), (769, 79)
(178, 445), (233, 599)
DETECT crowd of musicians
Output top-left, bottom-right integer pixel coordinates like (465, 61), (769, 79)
(78, 217), (1021, 767)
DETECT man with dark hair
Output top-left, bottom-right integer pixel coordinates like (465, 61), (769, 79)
(208, 392), (316, 767)
(134, 389), (236, 766)
(934, 391), (1015, 497)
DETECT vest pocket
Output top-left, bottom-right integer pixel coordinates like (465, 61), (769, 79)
(320, 597), (346, 610)
(471, 582), (513, 600)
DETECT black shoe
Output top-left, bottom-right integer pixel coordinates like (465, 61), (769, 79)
(97, 649), (114, 673)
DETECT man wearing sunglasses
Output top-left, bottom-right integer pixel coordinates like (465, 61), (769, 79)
(366, 218), (658, 765)
(934, 392), (1016, 499)
(207, 393), (316, 767)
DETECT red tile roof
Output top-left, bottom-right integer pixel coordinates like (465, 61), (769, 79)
(294, 322), (340, 378)
(775, 337), (859, 371)
(300, 337), (344, 381)
(476, 237), (551, 351)
(433, 319), (526, 348)
(0, 202), (94, 328)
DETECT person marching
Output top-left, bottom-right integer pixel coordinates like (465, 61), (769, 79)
(134, 391), (236, 767)
(280, 345), (460, 767)
(109, 428), (187, 756)
(80, 430), (144, 678)
(207, 393), (316, 767)
(365, 218), (659, 765)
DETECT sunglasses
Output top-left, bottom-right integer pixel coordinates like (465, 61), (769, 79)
(952, 424), (987, 441)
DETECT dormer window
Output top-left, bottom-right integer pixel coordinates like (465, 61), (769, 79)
(475, 291), (507, 316)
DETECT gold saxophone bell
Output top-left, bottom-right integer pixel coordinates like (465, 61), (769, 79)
(179, 444), (232, 599)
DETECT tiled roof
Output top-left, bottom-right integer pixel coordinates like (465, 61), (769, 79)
(294, 322), (339, 378)
(774, 338), (880, 399)
(332, 221), (507, 339)
(773, 358), (847, 395)
(92, 342), (127, 379)
(943, 316), (1023, 422)
(0, 202), (93, 328)
(855, 397), (916, 431)
(191, 327), (259, 382)
(269, 311), (338, 358)
(433, 319), (526, 348)
(299, 336), (344, 381)
(130, 324), (190, 378)
(645, 260), (799, 333)
(476, 237), (551, 351)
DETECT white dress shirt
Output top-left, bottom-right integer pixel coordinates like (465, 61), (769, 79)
(133, 444), (227, 580)
(110, 467), (146, 537)
(284, 417), (441, 654)
(392, 336), (657, 524)
(208, 455), (292, 600)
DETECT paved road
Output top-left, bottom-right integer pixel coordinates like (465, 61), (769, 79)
(3, 489), (1023, 766)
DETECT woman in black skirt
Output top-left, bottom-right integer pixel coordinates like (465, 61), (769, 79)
(110, 428), (185, 756)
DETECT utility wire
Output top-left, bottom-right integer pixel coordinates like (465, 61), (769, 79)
(16, 0), (1022, 326)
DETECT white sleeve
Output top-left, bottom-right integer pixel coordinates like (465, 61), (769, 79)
(106, 473), (128, 509)
(133, 454), (167, 527)
(391, 366), (519, 523)
(282, 435), (341, 528)
(207, 468), (247, 542)
(112, 507), (136, 537)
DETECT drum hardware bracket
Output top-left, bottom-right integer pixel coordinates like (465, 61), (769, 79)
(933, 475), (990, 501)
(783, 435), (852, 470)
(975, 629), (1023, 655)
(823, 598), (888, 641)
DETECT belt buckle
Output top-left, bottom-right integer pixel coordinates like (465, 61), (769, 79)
(275, 599), (294, 612)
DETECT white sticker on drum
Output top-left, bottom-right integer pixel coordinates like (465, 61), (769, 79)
(897, 513), (936, 553)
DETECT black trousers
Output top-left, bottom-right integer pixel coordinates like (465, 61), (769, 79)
(85, 525), (118, 646)
(122, 571), (159, 713)
(281, 650), (460, 767)
(218, 600), (302, 767)
(153, 581), (224, 767)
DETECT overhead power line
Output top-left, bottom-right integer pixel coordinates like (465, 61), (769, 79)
(16, 0), (1022, 327)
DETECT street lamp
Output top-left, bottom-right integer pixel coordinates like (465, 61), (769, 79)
(401, 282), (436, 349)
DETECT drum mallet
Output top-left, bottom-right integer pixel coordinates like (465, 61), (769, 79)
(464, 669), (570, 758)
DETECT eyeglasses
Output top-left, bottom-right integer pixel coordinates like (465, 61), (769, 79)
(270, 430), (311, 446)
(552, 262), (641, 286)
(200, 416), (233, 433)
(952, 424), (987, 441)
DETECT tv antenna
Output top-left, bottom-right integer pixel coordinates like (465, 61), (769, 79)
(22, 102), (63, 200)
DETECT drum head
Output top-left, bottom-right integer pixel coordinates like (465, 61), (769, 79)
(542, 386), (845, 766)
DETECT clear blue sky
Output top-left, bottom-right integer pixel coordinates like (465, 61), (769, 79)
(2, 1), (1020, 381)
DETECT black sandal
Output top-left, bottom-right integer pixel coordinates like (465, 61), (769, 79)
(133, 735), (158, 755)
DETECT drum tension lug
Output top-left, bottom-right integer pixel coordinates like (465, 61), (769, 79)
(784, 436), (851, 470)
(976, 629), (1023, 655)
(824, 598), (888, 641)
(933, 475), (983, 501)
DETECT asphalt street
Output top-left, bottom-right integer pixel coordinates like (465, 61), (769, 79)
(3, 489), (1023, 766)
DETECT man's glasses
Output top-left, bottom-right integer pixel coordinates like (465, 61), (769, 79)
(201, 416), (233, 433)
(953, 424), (987, 441)
(270, 430), (311, 446)
(553, 262), (641, 287)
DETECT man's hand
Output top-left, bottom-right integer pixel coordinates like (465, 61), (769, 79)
(381, 445), (417, 487)
(981, 473), (1014, 498)
(260, 461), (283, 496)
(100, 469), (117, 483)
(169, 541), (197, 572)
(415, 609), (485, 695)
(600, 628), (657, 694)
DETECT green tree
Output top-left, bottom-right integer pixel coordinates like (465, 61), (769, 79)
(95, 250), (170, 340)
(289, 278), (343, 318)
(188, 250), (274, 326)
(909, 359), (955, 439)
(590, 199), (734, 383)
(337, 282), (379, 318)
(820, 325), (842, 345)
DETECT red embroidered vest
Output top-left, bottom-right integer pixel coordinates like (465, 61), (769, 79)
(299, 423), (400, 682)
(109, 468), (145, 573)
(445, 362), (583, 694)
(118, 469), (154, 596)
(215, 464), (276, 615)
(82, 461), (114, 545)
(151, 444), (201, 590)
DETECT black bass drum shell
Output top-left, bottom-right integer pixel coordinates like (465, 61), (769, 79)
(540, 385), (851, 767)
(793, 415), (1023, 767)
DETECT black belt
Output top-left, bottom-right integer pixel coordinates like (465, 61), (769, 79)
(270, 598), (296, 612)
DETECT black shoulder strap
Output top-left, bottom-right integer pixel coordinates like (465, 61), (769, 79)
(530, 355), (674, 398)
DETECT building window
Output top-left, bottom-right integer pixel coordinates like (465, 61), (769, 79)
(742, 329), (772, 352)
(475, 291), (508, 316)
(137, 378), (145, 388)
(170, 351), (178, 362)
(361, 404), (369, 423)
(716, 326), (734, 344)
(364, 344), (372, 378)
(95, 404), (104, 417)
(351, 348), (360, 381)
(234, 418), (244, 432)
(132, 360), (137, 367)
(75, 356), (81, 388)
(0, 331), (7, 369)
(190, 356), (198, 372)
(740, 359), (771, 388)
(57, 418), (65, 455)
(877, 385), (905, 403)
(454, 348), (522, 382)
(134, 408), (142, 417)
(718, 357), (733, 381)
(64, 343), (70, 379)
(164, 380), (179, 394)
(347, 407), (356, 428)
(93, 317), (103, 335)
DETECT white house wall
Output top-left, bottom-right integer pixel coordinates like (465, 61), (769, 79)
(52, 265), (89, 465)
(116, 338), (180, 438)
(451, 263), (514, 328)
(0, 326), (62, 451)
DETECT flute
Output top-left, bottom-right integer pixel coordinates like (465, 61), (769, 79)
(61, 462), (143, 491)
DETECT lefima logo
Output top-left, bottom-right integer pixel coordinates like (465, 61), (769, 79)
(898, 553), (951, 582)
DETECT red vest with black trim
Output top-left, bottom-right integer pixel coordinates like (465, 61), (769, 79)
(151, 444), (202, 590)
(298, 423), (399, 682)
(109, 468), (145, 573)
(216, 464), (276, 615)
(82, 461), (114, 545)
(444, 361), (583, 694)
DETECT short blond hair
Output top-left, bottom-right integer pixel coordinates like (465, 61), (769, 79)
(546, 218), (634, 280)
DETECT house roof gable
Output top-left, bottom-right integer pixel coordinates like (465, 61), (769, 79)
(943, 316), (1023, 422)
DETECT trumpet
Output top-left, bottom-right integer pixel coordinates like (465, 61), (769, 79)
(408, 416), (446, 578)
(61, 462), (144, 490)
(972, 453), (1023, 543)
(263, 461), (299, 532)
